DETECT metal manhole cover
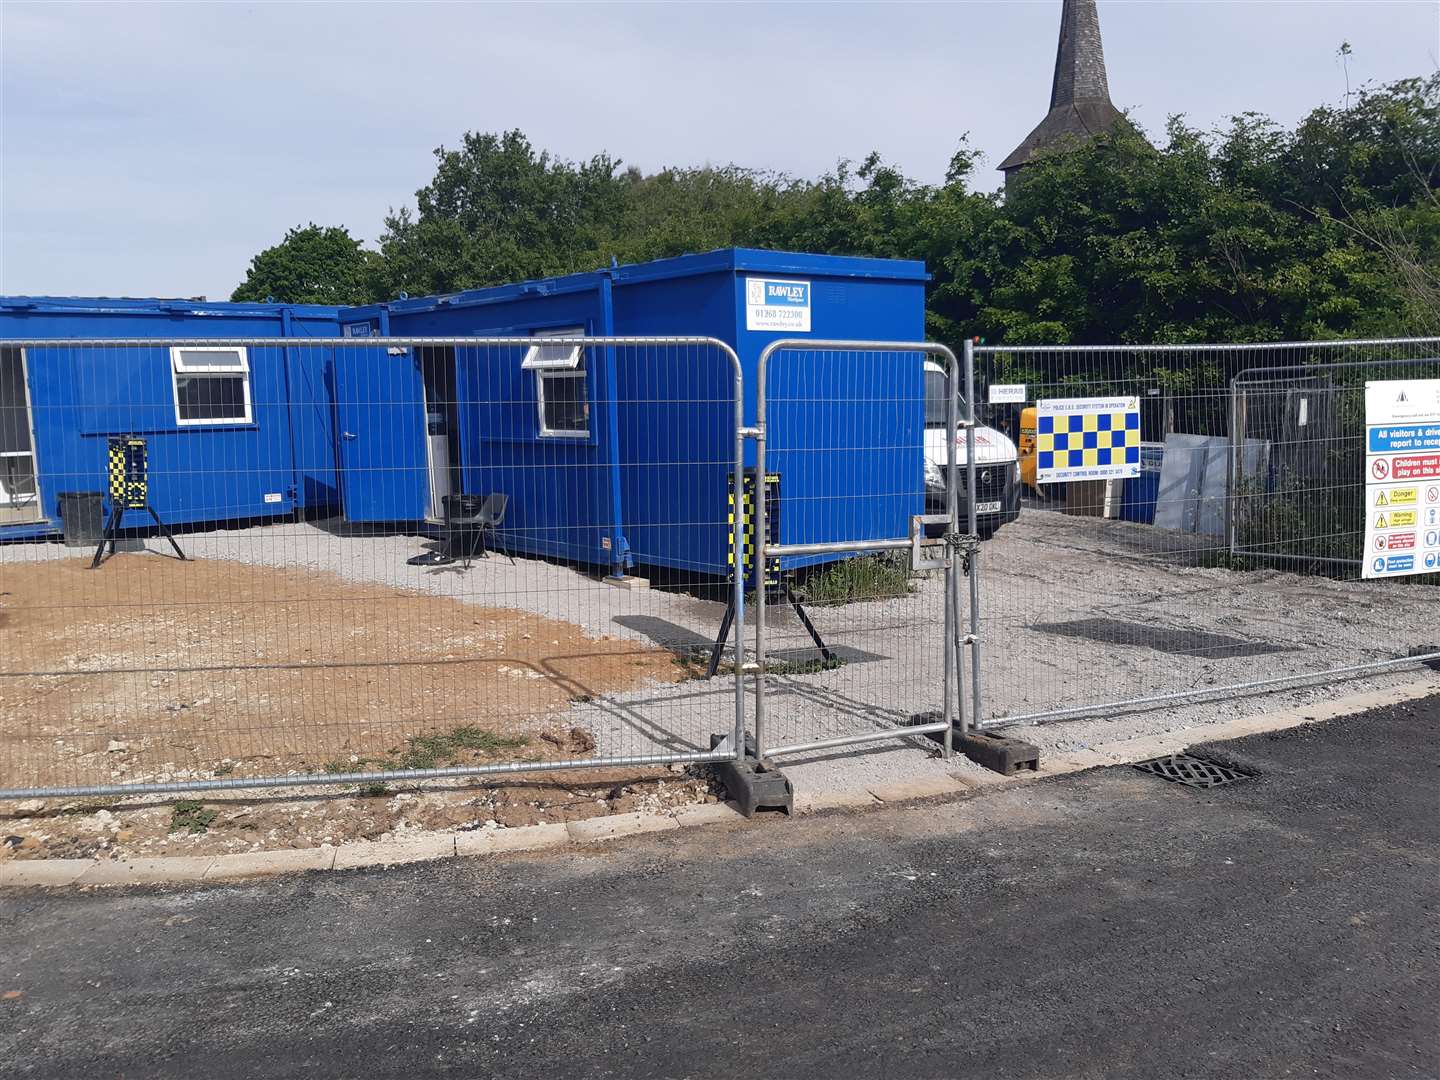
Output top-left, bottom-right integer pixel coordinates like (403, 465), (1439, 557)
(1132, 753), (1252, 788)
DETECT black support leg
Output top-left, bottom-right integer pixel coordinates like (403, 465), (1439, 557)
(706, 596), (737, 678)
(784, 583), (834, 662)
(90, 509), (121, 570)
(145, 505), (187, 561)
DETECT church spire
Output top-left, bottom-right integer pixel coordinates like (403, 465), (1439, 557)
(1049, 0), (1111, 109)
(1000, 0), (1125, 183)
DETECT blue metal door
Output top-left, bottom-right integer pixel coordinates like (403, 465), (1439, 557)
(333, 345), (429, 523)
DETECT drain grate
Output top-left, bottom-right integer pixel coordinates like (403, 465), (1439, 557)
(1132, 753), (1252, 788)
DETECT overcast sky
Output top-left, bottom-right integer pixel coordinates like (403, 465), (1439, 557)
(1, 0), (1436, 301)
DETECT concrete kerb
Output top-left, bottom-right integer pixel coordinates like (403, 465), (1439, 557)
(3, 677), (1434, 889)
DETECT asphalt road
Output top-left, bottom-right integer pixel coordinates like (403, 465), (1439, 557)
(2, 698), (1438, 1080)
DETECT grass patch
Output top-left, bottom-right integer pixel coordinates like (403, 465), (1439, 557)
(170, 800), (218, 834)
(767, 655), (846, 676)
(801, 553), (914, 604)
(392, 726), (529, 771)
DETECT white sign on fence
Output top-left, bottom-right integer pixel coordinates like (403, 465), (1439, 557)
(1363, 378), (1440, 579)
(744, 278), (811, 333)
(988, 383), (1027, 404)
(1035, 396), (1141, 483)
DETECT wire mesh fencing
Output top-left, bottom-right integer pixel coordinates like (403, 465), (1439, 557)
(0, 337), (748, 800)
(752, 340), (965, 761)
(972, 338), (1440, 729)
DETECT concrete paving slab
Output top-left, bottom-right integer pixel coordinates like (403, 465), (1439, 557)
(793, 789), (882, 814)
(867, 775), (969, 803)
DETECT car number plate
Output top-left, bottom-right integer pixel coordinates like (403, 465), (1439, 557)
(975, 500), (1002, 514)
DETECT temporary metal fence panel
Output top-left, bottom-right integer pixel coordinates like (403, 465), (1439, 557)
(972, 337), (1440, 730)
(753, 339), (969, 761)
(0, 336), (748, 800)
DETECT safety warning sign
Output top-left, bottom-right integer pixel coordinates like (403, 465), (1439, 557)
(1364, 379), (1440, 579)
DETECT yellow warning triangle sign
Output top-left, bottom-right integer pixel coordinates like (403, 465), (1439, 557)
(1375, 512), (1389, 529)
(1376, 491), (1390, 506)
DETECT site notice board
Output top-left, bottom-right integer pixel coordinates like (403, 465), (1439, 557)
(1363, 379), (1440, 579)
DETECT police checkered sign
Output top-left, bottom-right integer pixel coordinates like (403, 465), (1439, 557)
(1035, 396), (1141, 483)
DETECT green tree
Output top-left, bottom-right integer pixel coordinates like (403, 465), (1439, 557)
(231, 224), (380, 305)
(374, 130), (627, 296)
(237, 74), (1438, 348)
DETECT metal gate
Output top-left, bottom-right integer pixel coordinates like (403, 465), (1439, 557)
(751, 339), (975, 761)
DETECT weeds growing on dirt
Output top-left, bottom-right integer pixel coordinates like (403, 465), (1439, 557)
(170, 801), (218, 834)
(802, 553), (913, 604)
(393, 726), (529, 771)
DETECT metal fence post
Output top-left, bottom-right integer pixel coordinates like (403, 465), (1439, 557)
(728, 346), (748, 763)
(940, 344), (960, 756)
(1226, 376), (1244, 561)
(754, 384), (770, 761)
(962, 337), (984, 728)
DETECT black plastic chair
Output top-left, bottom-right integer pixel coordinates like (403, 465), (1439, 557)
(444, 493), (511, 568)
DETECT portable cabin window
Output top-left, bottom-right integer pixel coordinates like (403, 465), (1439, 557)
(169, 346), (252, 426)
(521, 328), (589, 438)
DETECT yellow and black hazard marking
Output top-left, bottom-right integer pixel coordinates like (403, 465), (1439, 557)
(93, 435), (187, 569)
(727, 470), (781, 586)
(107, 436), (149, 509)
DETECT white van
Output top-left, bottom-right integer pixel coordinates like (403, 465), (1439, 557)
(923, 360), (1021, 539)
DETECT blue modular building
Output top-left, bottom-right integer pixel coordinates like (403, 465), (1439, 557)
(0, 250), (928, 578)
(0, 296), (344, 540)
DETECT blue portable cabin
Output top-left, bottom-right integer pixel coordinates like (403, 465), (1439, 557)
(328, 249), (928, 578)
(610, 249), (928, 575)
(0, 296), (343, 542)
(335, 271), (623, 568)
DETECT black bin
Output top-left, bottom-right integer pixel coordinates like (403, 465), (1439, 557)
(58, 491), (104, 547)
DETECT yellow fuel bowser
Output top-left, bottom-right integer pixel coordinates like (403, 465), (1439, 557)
(1019, 405), (1039, 491)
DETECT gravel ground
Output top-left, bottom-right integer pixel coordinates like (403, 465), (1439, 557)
(4, 508), (1435, 800)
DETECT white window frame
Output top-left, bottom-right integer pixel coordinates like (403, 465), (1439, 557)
(522, 329), (589, 439)
(0, 347), (42, 516)
(169, 346), (253, 426)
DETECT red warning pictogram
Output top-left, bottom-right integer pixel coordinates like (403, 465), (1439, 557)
(1373, 459), (1391, 480)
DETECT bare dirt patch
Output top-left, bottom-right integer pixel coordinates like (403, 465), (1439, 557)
(0, 764), (723, 861)
(0, 553), (682, 791)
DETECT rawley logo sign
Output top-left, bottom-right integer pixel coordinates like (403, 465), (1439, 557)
(745, 277), (812, 333)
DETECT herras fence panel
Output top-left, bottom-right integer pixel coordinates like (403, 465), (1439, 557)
(0, 337), (749, 801)
(753, 340), (971, 762)
(971, 338), (1440, 731)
